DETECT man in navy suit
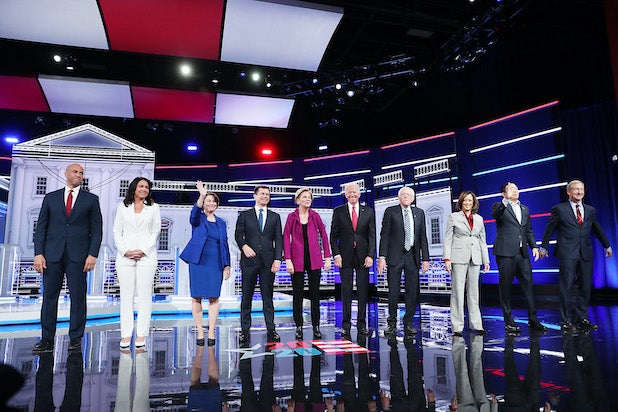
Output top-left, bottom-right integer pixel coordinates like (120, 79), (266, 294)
(540, 180), (612, 332)
(32, 164), (103, 354)
(492, 182), (547, 334)
(234, 186), (283, 343)
(377, 186), (430, 337)
(330, 182), (376, 339)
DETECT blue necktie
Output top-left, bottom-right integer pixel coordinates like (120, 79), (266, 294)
(258, 209), (264, 232)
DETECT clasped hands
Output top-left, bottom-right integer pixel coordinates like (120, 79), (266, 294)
(124, 249), (145, 260)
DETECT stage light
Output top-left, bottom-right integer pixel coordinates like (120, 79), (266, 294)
(261, 148), (272, 155)
(312, 78), (318, 84)
(346, 90), (355, 97)
(412, 80), (419, 87)
(240, 71), (246, 77)
(251, 72), (261, 82)
(211, 78), (219, 84)
(4, 136), (19, 144)
(179, 63), (192, 77)
(335, 83), (342, 90)
(266, 81), (272, 88)
(187, 144), (198, 152)
(53, 54), (62, 63)
(318, 144), (328, 151)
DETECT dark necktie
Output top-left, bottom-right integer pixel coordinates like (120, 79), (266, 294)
(351, 205), (358, 231)
(576, 204), (583, 226)
(258, 208), (264, 232)
(66, 189), (73, 216)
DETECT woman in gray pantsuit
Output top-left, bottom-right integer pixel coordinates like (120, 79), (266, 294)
(443, 191), (490, 336)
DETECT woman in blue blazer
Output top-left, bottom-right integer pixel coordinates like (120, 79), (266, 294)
(180, 181), (231, 347)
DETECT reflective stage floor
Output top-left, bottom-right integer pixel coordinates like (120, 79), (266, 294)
(2, 299), (617, 411)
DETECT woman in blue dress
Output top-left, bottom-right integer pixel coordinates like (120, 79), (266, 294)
(180, 181), (231, 347)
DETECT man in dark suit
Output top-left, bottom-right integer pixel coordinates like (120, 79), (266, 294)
(330, 182), (376, 339)
(32, 164), (103, 354)
(492, 182), (547, 334)
(234, 185), (283, 343)
(377, 186), (430, 337)
(540, 180), (612, 332)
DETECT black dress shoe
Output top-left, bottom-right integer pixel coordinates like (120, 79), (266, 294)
(561, 322), (576, 333)
(476, 329), (486, 336)
(358, 326), (369, 336)
(404, 325), (417, 335)
(341, 329), (351, 340)
(384, 324), (397, 336)
(207, 338), (216, 347)
(196, 338), (205, 346)
(68, 338), (82, 353)
(453, 331), (463, 337)
(529, 322), (549, 332)
(505, 324), (521, 334)
(32, 339), (54, 354)
(239, 330), (250, 344)
(267, 331), (281, 342)
(578, 319), (598, 331)
(313, 327), (322, 340)
(295, 326), (303, 340)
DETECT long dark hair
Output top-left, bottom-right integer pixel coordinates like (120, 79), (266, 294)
(123, 177), (155, 206)
(455, 190), (479, 214)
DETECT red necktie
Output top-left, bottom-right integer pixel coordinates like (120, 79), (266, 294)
(351, 205), (358, 231)
(576, 204), (583, 226)
(66, 189), (73, 216)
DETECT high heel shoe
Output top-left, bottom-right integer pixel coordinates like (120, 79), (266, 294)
(295, 326), (303, 340)
(313, 327), (322, 340)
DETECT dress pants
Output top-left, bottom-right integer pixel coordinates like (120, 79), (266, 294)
(117, 259), (157, 338)
(340, 253), (369, 330)
(450, 262), (483, 332)
(386, 250), (419, 328)
(40, 252), (87, 340)
(240, 263), (276, 332)
(559, 254), (593, 323)
(497, 250), (539, 326)
(292, 269), (321, 327)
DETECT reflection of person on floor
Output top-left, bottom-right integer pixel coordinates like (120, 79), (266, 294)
(289, 355), (327, 412)
(188, 345), (223, 412)
(239, 352), (278, 411)
(34, 351), (84, 411)
(563, 333), (607, 410)
(387, 338), (435, 411)
(452, 335), (494, 412)
(503, 332), (541, 411)
(0, 363), (24, 411)
(114, 349), (150, 412)
(338, 337), (380, 411)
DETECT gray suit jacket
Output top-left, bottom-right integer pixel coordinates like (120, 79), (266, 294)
(443, 211), (489, 265)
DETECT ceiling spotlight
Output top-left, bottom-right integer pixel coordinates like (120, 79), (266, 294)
(179, 63), (192, 77)
(240, 71), (246, 77)
(318, 144), (328, 151)
(211, 78), (219, 84)
(251, 72), (261, 82)
(65, 56), (76, 71)
(53, 54), (62, 63)
(346, 90), (355, 97)
(4, 136), (19, 144)
(312, 78), (318, 84)
(412, 80), (419, 87)
(266, 82), (272, 88)
(187, 144), (198, 152)
(335, 83), (342, 90)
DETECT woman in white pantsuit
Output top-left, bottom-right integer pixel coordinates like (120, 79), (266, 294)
(443, 191), (490, 336)
(113, 177), (161, 349)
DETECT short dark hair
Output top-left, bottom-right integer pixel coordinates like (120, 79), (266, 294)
(205, 192), (220, 206)
(123, 177), (155, 207)
(501, 182), (515, 193)
(455, 190), (480, 214)
(254, 185), (270, 194)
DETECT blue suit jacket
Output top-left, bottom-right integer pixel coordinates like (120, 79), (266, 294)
(34, 188), (103, 262)
(180, 205), (231, 269)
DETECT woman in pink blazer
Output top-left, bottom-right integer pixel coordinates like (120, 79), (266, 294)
(284, 188), (332, 340)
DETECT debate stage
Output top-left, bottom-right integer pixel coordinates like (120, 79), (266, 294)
(1, 296), (617, 411)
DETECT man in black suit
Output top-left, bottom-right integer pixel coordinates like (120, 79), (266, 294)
(492, 182), (547, 334)
(540, 180), (612, 332)
(330, 182), (376, 339)
(378, 186), (430, 337)
(32, 164), (103, 354)
(235, 185), (283, 343)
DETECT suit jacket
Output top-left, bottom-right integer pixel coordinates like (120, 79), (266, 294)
(541, 202), (610, 261)
(283, 208), (331, 271)
(491, 201), (537, 258)
(234, 207), (283, 268)
(378, 205), (429, 268)
(330, 203), (376, 267)
(443, 211), (489, 265)
(179, 205), (231, 269)
(34, 188), (103, 262)
(113, 202), (161, 265)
